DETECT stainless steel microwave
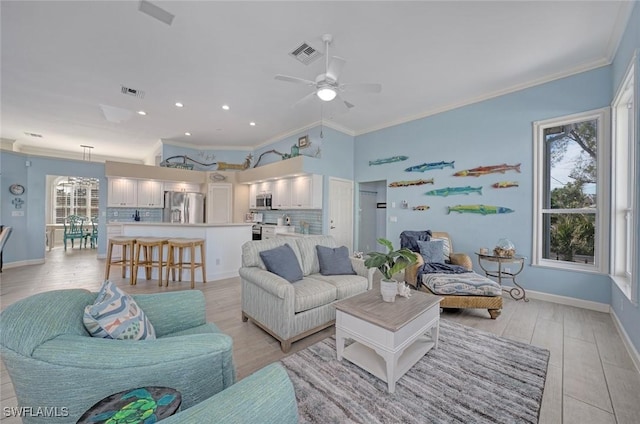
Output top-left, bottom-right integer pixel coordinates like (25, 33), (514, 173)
(256, 193), (272, 210)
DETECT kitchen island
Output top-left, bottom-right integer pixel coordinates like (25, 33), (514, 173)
(121, 222), (252, 283)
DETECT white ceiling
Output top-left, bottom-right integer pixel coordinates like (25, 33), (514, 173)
(0, 1), (633, 162)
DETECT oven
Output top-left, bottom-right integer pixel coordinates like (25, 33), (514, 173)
(252, 224), (262, 240)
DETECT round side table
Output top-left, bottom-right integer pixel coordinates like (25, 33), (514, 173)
(77, 386), (181, 423)
(476, 252), (528, 302)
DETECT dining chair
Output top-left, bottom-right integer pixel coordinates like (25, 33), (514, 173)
(87, 216), (98, 248)
(63, 215), (87, 251)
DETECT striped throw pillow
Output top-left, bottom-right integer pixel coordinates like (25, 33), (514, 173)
(83, 280), (156, 340)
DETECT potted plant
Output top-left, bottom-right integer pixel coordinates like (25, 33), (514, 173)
(364, 238), (418, 302)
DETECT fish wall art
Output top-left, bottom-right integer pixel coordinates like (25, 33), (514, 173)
(369, 155), (409, 166)
(453, 163), (521, 177)
(412, 205), (430, 211)
(492, 181), (519, 188)
(425, 186), (482, 197)
(405, 161), (455, 172)
(447, 204), (514, 215)
(388, 178), (434, 187)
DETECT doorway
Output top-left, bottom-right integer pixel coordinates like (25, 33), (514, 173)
(328, 177), (354, 251)
(46, 175), (99, 252)
(357, 180), (387, 253)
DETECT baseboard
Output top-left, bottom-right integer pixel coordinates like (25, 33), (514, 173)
(207, 270), (239, 281)
(610, 310), (640, 373)
(2, 258), (45, 269)
(503, 287), (610, 313)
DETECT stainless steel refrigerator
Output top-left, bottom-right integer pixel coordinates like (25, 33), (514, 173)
(163, 192), (205, 223)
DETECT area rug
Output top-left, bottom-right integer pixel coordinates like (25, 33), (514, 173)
(280, 319), (549, 423)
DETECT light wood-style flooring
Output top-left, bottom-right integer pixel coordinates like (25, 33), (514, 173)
(1, 247), (640, 423)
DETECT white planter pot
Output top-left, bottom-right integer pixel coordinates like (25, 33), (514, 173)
(380, 279), (397, 302)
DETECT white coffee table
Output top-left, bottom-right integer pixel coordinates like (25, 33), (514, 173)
(334, 289), (442, 393)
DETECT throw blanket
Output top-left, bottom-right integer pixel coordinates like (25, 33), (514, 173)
(417, 262), (470, 288)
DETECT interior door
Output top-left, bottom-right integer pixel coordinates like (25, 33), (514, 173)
(328, 177), (354, 252)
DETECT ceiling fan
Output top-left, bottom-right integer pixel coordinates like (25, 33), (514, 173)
(275, 34), (382, 110)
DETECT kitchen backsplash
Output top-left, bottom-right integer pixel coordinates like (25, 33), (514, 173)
(260, 210), (323, 234)
(107, 208), (163, 223)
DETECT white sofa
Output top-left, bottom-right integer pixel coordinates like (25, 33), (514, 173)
(239, 235), (373, 352)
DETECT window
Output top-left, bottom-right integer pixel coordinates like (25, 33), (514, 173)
(611, 53), (637, 303)
(52, 177), (99, 224)
(532, 108), (610, 273)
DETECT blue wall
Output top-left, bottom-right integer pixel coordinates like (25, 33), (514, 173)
(1, 151), (107, 263)
(355, 66), (613, 306)
(609, 2), (640, 356)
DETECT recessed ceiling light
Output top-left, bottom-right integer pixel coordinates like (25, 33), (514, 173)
(137, 110), (147, 116)
(249, 122), (256, 126)
(175, 102), (184, 108)
(185, 132), (191, 136)
(222, 105), (230, 110)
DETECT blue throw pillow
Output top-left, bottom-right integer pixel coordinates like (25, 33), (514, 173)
(259, 244), (304, 283)
(417, 239), (445, 264)
(316, 245), (356, 276)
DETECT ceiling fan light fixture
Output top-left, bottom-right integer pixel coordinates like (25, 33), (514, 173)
(317, 87), (337, 102)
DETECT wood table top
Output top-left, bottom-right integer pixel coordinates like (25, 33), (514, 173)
(334, 288), (442, 332)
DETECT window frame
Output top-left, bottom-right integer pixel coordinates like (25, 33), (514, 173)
(610, 51), (638, 304)
(532, 108), (610, 274)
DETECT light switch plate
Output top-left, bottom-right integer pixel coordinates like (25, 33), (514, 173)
(390, 216), (398, 222)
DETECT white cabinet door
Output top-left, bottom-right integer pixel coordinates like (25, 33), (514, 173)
(249, 184), (257, 209)
(163, 182), (201, 193)
(207, 183), (232, 224)
(106, 224), (123, 258)
(257, 181), (273, 195)
(291, 175), (322, 209)
(137, 180), (164, 208)
(107, 178), (137, 207)
(272, 179), (291, 209)
(261, 226), (276, 240)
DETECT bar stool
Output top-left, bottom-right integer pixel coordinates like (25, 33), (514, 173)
(104, 236), (137, 285)
(133, 237), (169, 286)
(165, 238), (206, 289)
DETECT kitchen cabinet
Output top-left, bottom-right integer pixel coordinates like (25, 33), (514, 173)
(137, 180), (164, 208)
(106, 224), (123, 258)
(272, 179), (291, 209)
(260, 225), (292, 240)
(207, 183), (232, 224)
(107, 178), (137, 207)
(290, 175), (323, 209)
(249, 184), (257, 209)
(163, 182), (201, 193)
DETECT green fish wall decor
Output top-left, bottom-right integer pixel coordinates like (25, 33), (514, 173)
(368, 155), (409, 166)
(447, 204), (514, 215)
(404, 160), (455, 172)
(425, 186), (482, 197)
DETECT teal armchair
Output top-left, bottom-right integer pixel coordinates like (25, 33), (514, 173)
(0, 289), (240, 423)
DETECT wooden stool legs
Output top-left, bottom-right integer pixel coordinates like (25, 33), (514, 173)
(105, 237), (136, 285)
(132, 238), (168, 287)
(165, 238), (206, 289)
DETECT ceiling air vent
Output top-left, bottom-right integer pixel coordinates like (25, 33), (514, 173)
(24, 132), (43, 138)
(121, 85), (145, 99)
(289, 42), (322, 65)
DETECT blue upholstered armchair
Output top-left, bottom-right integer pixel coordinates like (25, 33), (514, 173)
(0, 289), (298, 423)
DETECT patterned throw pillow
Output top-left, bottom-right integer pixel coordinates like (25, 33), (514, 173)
(83, 280), (156, 340)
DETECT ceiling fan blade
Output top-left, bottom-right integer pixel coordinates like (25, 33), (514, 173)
(275, 74), (316, 86)
(339, 82), (382, 93)
(329, 93), (355, 113)
(326, 56), (346, 81)
(292, 91), (317, 108)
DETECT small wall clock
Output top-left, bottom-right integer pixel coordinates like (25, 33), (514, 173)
(9, 184), (25, 195)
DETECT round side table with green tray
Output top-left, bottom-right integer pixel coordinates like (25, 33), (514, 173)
(475, 252), (528, 302)
(77, 386), (181, 423)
